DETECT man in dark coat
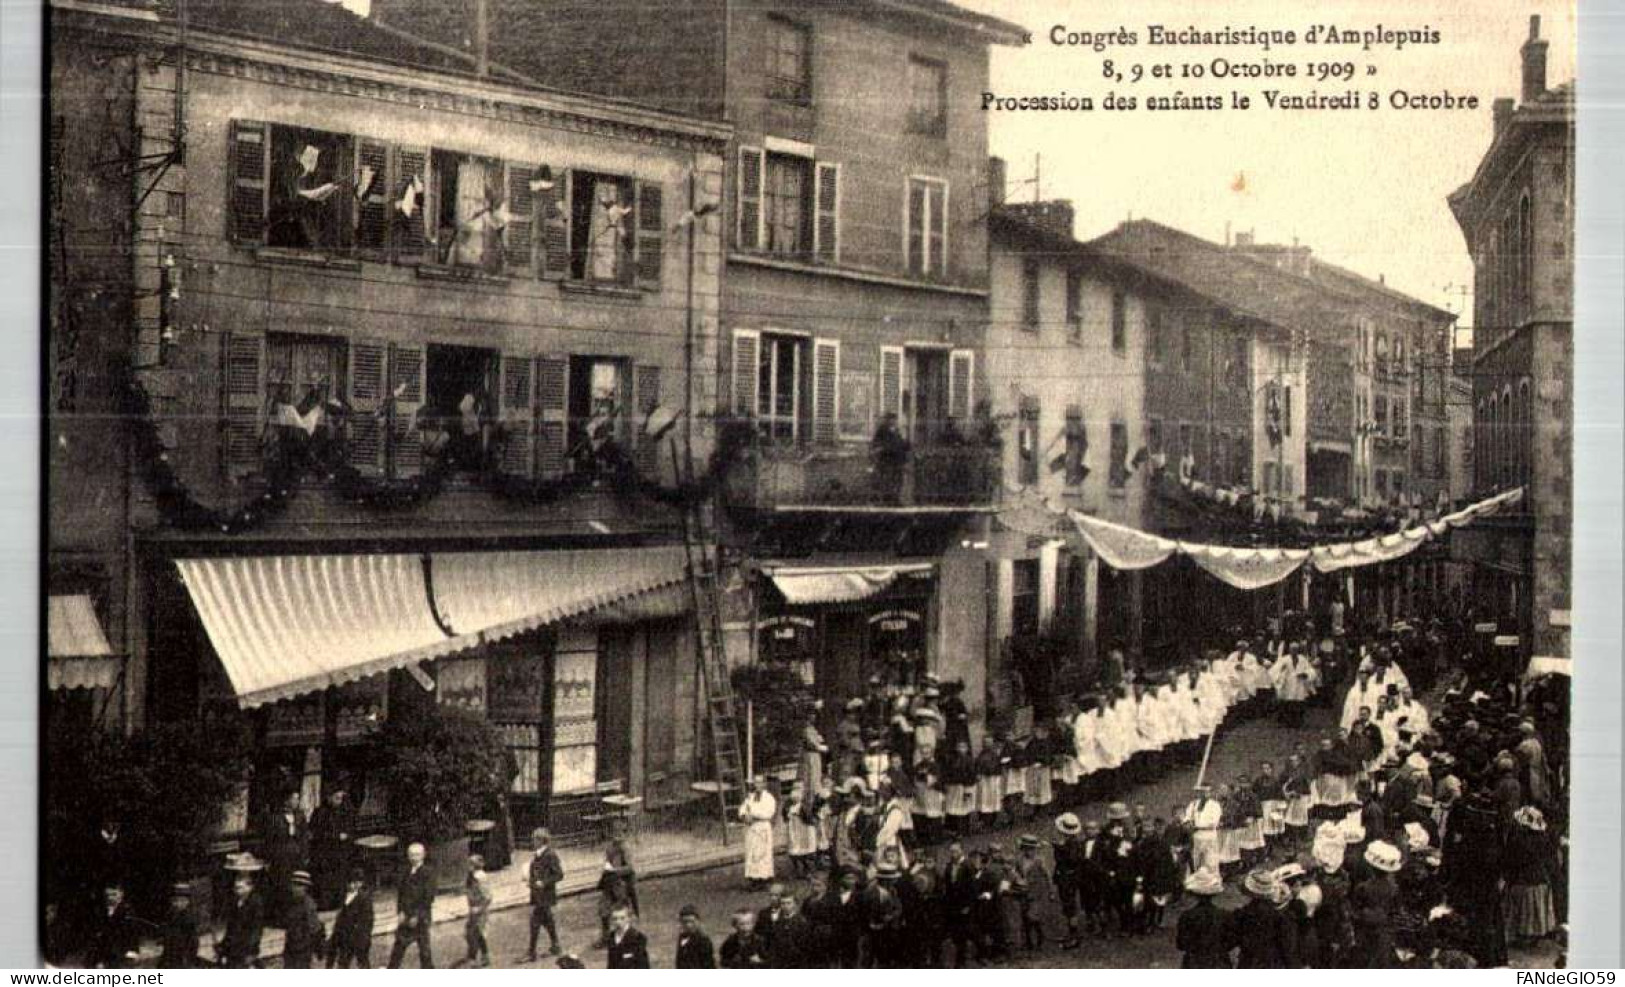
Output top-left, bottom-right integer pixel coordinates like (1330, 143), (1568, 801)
(308, 786), (358, 911)
(387, 842), (435, 968)
(1051, 814), (1089, 948)
(943, 845), (986, 967)
(524, 828), (565, 962)
(219, 871), (266, 969)
(1131, 818), (1183, 930)
(281, 871), (326, 969)
(605, 905), (650, 969)
(158, 884), (201, 969)
(719, 908), (769, 968)
(327, 869), (374, 969)
(262, 790), (310, 924)
(815, 865), (866, 968)
(768, 894), (815, 968)
(755, 882), (790, 954)
(1175, 871), (1231, 968)
(675, 905), (716, 969)
(86, 885), (141, 969)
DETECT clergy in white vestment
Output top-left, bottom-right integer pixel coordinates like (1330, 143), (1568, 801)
(1340, 672), (1384, 732)
(1183, 786), (1224, 874)
(738, 777), (778, 885)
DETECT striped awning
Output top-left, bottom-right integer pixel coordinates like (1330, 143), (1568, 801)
(764, 562), (936, 605)
(47, 594), (119, 691)
(176, 554), (463, 709)
(429, 547), (691, 643)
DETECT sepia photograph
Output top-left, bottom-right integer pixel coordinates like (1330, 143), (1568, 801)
(41, 0), (1589, 971)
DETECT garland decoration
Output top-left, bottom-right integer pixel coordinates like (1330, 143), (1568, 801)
(122, 366), (729, 535)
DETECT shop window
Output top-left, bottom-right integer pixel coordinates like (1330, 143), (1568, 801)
(1109, 421), (1128, 488)
(499, 724), (542, 794)
(568, 356), (631, 471)
(905, 176), (949, 278)
(907, 55), (948, 137)
(420, 343), (499, 471)
(267, 125), (354, 251)
(756, 333), (807, 443)
(767, 16), (811, 104)
(569, 171), (634, 284)
(1022, 259), (1041, 329)
(764, 154), (813, 256)
(430, 150), (507, 269)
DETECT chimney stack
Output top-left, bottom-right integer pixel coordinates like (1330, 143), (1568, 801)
(1521, 15), (1548, 105)
(1493, 97), (1515, 135)
(987, 157), (1007, 208)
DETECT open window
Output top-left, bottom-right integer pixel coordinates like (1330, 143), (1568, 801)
(266, 126), (355, 251)
(569, 172), (634, 285)
(429, 150), (507, 270)
(419, 343), (500, 471)
(567, 356), (632, 471)
(756, 333), (808, 443)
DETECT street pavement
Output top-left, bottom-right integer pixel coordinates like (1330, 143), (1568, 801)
(357, 702), (1359, 969)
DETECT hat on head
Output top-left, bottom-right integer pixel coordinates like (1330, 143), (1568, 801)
(1184, 869), (1223, 896)
(291, 870), (313, 888)
(1242, 869), (1280, 898)
(868, 674), (883, 686)
(1054, 812), (1082, 837)
(1405, 752), (1429, 773)
(1272, 862), (1307, 884)
(225, 852), (267, 873)
(1519, 720), (1537, 736)
(1513, 805), (1547, 832)
(169, 883), (193, 898)
(846, 698), (865, 711)
(874, 860), (902, 880)
(1403, 822), (1430, 852)
(1363, 841), (1403, 873)
(1106, 801), (1131, 821)
(1414, 792), (1436, 810)
(1018, 834), (1040, 850)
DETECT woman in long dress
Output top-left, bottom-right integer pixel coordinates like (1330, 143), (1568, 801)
(1503, 806), (1558, 944)
(738, 777), (778, 889)
(798, 713), (829, 796)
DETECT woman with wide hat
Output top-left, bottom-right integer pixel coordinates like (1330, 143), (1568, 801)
(1350, 840), (1403, 967)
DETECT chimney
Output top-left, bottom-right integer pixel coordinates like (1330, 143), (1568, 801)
(472, 0), (490, 78)
(1521, 15), (1548, 105)
(1493, 97), (1515, 135)
(987, 157), (1007, 208)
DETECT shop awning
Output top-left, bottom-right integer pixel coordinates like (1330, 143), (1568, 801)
(764, 562), (936, 605)
(176, 554), (463, 709)
(429, 547), (691, 643)
(47, 594), (119, 691)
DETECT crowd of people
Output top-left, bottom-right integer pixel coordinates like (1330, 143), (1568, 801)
(59, 599), (1567, 970)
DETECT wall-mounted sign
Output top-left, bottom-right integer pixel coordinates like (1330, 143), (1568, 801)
(1549, 609), (1571, 628)
(869, 609), (923, 633)
(265, 693), (325, 747)
(488, 652), (549, 722)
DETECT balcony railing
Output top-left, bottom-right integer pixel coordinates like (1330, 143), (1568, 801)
(724, 442), (1003, 510)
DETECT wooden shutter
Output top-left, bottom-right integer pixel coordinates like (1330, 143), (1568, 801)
(737, 146), (764, 251)
(814, 162), (840, 262)
(731, 329), (760, 418)
(228, 120), (270, 246)
(812, 338), (840, 444)
(388, 344), (426, 478)
(880, 345), (905, 421)
(634, 180), (664, 289)
(504, 162), (537, 274)
(634, 363), (662, 477)
(500, 354), (536, 477)
(222, 332), (265, 479)
(948, 348), (974, 423)
(346, 337), (388, 477)
(354, 137), (392, 258)
(535, 355), (569, 478)
(539, 169), (573, 280)
(392, 144), (430, 263)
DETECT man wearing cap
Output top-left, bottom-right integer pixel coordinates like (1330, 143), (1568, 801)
(816, 865), (865, 968)
(281, 870), (326, 968)
(219, 865), (266, 969)
(388, 842), (435, 968)
(1175, 870), (1230, 967)
(524, 828), (565, 962)
(159, 883), (202, 968)
(328, 869), (374, 969)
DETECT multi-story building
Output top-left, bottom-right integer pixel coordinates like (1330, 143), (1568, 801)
(49, 0), (730, 839)
(372, 0), (1029, 745)
(1448, 15), (1574, 669)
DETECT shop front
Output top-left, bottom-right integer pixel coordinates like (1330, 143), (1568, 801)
(155, 545), (695, 855)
